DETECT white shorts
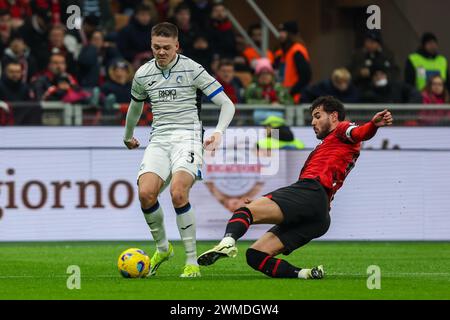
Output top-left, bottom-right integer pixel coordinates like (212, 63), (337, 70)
(137, 135), (203, 183)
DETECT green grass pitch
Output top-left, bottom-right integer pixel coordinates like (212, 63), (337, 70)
(0, 241), (449, 300)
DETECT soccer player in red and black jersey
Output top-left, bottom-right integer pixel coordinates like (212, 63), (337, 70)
(198, 96), (393, 279)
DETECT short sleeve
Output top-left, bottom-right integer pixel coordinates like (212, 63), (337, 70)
(335, 121), (358, 143)
(191, 62), (223, 99)
(131, 73), (148, 102)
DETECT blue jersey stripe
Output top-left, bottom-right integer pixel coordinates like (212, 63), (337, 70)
(207, 86), (224, 99)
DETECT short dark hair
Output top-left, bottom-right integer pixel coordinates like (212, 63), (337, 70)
(135, 3), (152, 14)
(174, 3), (190, 15)
(151, 22), (178, 38)
(310, 96), (346, 121)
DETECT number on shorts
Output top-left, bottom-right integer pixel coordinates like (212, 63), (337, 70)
(187, 152), (194, 164)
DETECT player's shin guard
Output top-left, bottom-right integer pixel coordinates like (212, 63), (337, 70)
(142, 201), (169, 252)
(175, 203), (198, 265)
(224, 207), (253, 240)
(246, 248), (300, 278)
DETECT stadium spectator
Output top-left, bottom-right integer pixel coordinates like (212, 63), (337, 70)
(18, 7), (52, 72)
(0, 61), (39, 125)
(0, 0), (32, 29)
(405, 32), (450, 92)
(1, 33), (37, 82)
(190, 33), (213, 73)
(77, 29), (121, 88)
(101, 59), (133, 109)
(31, 53), (77, 100)
(42, 73), (91, 104)
(0, 0), (60, 27)
(0, 10), (13, 55)
(117, 3), (154, 63)
(152, 0), (183, 23)
(417, 75), (450, 126)
(207, 2), (236, 59)
(215, 59), (244, 104)
(301, 68), (359, 103)
(48, 24), (77, 76)
(170, 3), (199, 56)
(257, 115), (304, 150)
(274, 21), (311, 104)
(242, 24), (274, 67)
(0, 61), (33, 101)
(185, 0), (211, 30)
(360, 64), (421, 104)
(348, 30), (399, 91)
(421, 75), (450, 104)
(245, 58), (292, 105)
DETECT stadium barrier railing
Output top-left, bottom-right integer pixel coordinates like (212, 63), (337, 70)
(3, 101), (450, 126)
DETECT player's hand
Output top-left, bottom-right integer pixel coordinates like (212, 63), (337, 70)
(204, 132), (222, 156)
(124, 137), (140, 149)
(244, 198), (253, 204)
(372, 109), (393, 127)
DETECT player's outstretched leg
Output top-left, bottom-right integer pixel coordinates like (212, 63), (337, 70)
(198, 197), (283, 266)
(139, 173), (174, 276)
(246, 248), (324, 279)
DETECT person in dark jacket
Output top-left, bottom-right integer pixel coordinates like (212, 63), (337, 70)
(0, 61), (33, 101)
(190, 33), (213, 73)
(348, 30), (399, 91)
(301, 68), (359, 103)
(1, 32), (37, 82)
(360, 64), (421, 103)
(78, 29), (121, 88)
(169, 3), (199, 56)
(0, 61), (40, 125)
(207, 2), (236, 59)
(117, 3), (154, 63)
(18, 8), (52, 72)
(404, 32), (450, 92)
(100, 59), (133, 110)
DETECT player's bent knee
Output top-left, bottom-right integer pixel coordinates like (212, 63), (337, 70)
(138, 189), (158, 208)
(170, 188), (188, 207)
(246, 248), (269, 271)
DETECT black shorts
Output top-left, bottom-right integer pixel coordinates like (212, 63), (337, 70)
(264, 179), (330, 255)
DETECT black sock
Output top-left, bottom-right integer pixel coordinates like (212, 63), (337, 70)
(246, 248), (300, 278)
(223, 207), (253, 240)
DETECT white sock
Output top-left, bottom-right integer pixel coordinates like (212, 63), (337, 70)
(175, 203), (197, 266)
(219, 236), (236, 247)
(142, 202), (169, 252)
(298, 268), (310, 279)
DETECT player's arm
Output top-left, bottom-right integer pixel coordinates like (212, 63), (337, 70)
(123, 75), (148, 149)
(123, 99), (144, 149)
(348, 109), (393, 143)
(205, 91), (235, 150)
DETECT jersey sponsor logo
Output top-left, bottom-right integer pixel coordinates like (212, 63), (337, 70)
(159, 89), (177, 101)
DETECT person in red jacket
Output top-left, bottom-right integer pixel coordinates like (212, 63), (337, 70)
(418, 75), (450, 125)
(198, 96), (393, 279)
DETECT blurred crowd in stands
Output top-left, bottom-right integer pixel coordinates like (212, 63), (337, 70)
(0, 0), (449, 126)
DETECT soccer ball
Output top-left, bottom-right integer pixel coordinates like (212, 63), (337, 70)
(117, 248), (151, 278)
